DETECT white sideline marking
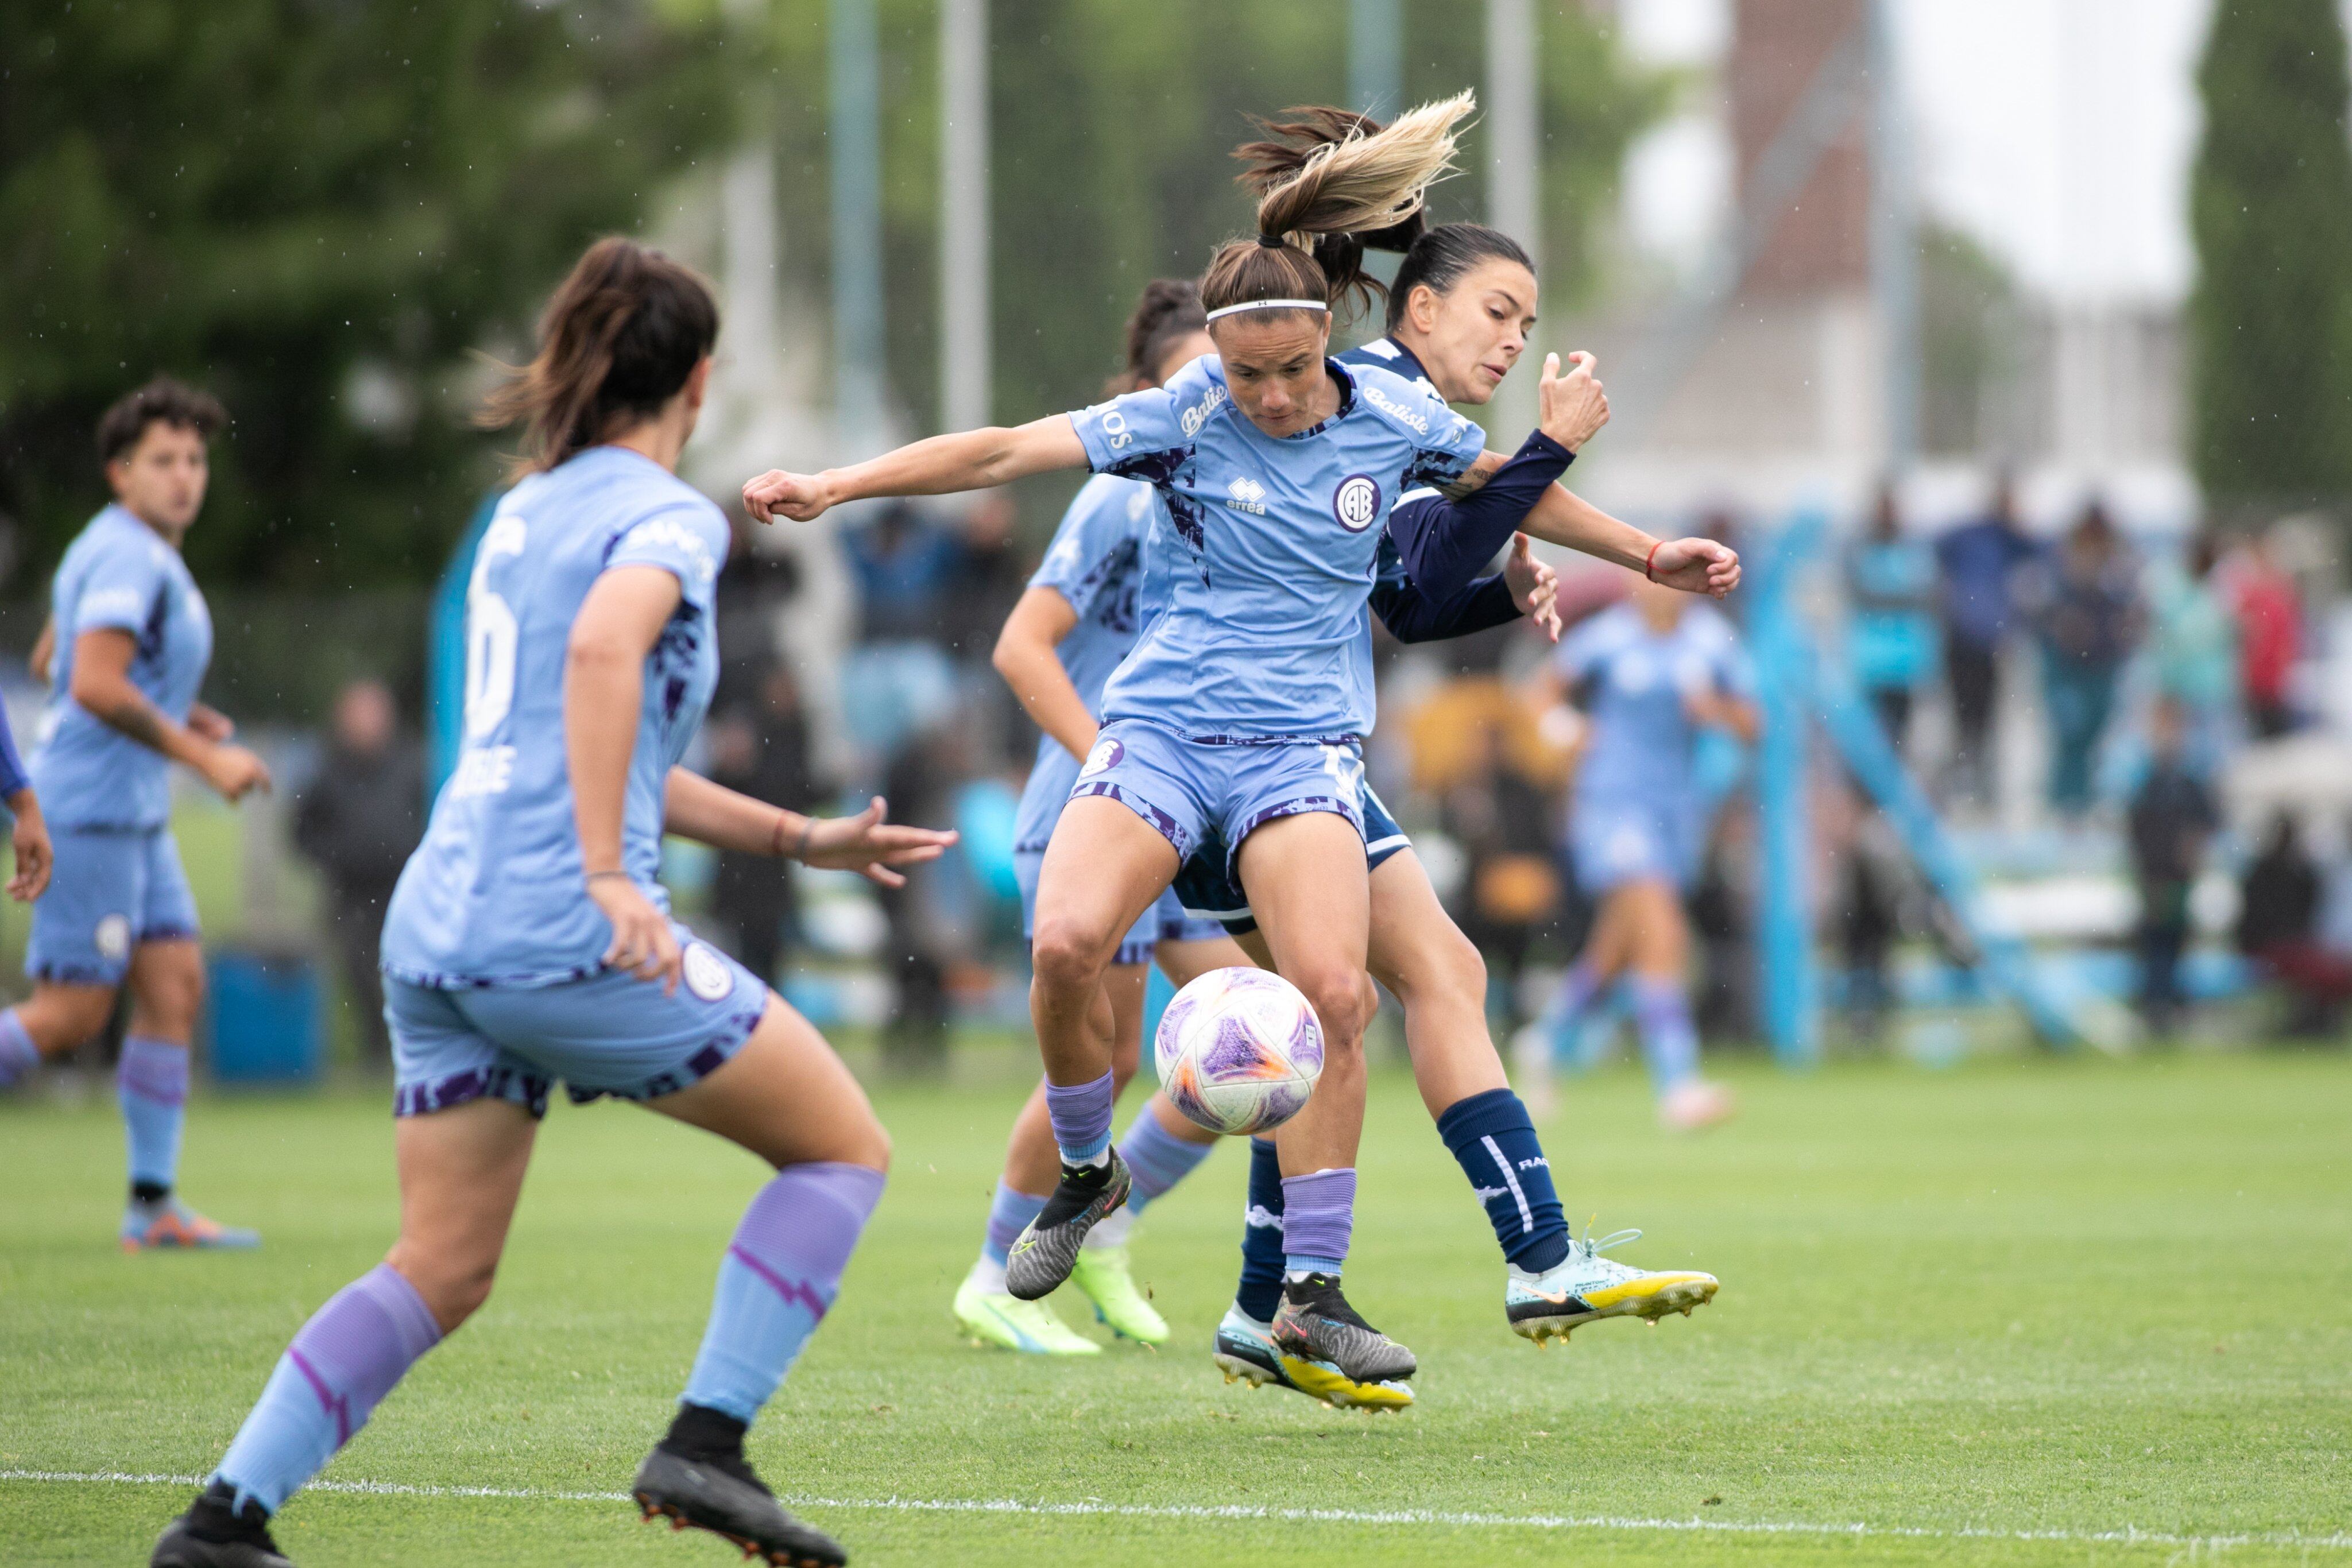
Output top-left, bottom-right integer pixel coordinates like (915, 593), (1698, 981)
(5, 1469), (2348, 1552)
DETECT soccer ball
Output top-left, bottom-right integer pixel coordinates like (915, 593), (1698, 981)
(1153, 967), (1325, 1136)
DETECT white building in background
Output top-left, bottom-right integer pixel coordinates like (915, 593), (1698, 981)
(1577, 0), (2206, 532)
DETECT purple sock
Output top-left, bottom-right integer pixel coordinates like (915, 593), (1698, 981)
(683, 1162), (885, 1422)
(1043, 1071), (1115, 1164)
(117, 1036), (189, 1193)
(1630, 976), (1700, 1092)
(981, 1180), (1048, 1266)
(1280, 1167), (1357, 1276)
(0, 1009), (38, 1089)
(215, 1264), (443, 1515)
(1117, 1109), (1215, 1216)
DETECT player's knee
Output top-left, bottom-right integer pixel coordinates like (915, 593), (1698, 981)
(21, 990), (115, 1054)
(1295, 968), (1367, 1044)
(1030, 917), (1112, 997)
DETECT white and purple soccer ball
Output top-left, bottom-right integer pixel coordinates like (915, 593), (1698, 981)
(1152, 967), (1325, 1136)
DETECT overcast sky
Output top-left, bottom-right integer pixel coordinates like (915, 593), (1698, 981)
(1611, 0), (2350, 307)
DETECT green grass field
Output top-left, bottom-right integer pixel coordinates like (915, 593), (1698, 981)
(4, 1049), (2348, 1566)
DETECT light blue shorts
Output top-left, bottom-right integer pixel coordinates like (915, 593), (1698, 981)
(1070, 719), (1365, 877)
(1172, 783), (1410, 937)
(1570, 793), (1701, 896)
(27, 827), (201, 986)
(1014, 849), (1223, 966)
(386, 925), (766, 1118)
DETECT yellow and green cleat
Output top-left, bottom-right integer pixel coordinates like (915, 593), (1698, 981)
(953, 1263), (1101, 1354)
(1070, 1242), (1170, 1345)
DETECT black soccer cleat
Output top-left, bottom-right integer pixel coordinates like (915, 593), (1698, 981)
(151, 1484), (295, 1567)
(1003, 1149), (1129, 1302)
(1272, 1272), (1418, 1401)
(633, 1423), (846, 1567)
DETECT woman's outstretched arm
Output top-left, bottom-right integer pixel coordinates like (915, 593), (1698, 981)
(744, 416), (1088, 523)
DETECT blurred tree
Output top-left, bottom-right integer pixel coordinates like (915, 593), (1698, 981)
(0, 0), (742, 588)
(2187, 0), (2352, 517)
(754, 0), (1660, 505)
(1917, 221), (2022, 458)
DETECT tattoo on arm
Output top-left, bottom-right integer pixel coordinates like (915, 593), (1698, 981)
(97, 693), (169, 752)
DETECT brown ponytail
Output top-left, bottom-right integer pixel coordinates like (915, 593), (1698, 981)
(475, 237), (719, 477)
(1201, 91), (1473, 328)
(1109, 278), (1210, 395)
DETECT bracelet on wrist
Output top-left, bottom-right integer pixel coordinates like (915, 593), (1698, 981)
(791, 815), (818, 862)
(585, 869), (631, 884)
(1645, 540), (1664, 583)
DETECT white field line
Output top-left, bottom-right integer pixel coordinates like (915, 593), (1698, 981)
(5, 1469), (2349, 1553)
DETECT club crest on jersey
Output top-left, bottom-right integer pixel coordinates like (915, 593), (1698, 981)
(94, 913), (131, 962)
(1080, 736), (1125, 778)
(1332, 474), (1382, 532)
(1224, 477), (1267, 515)
(682, 942), (736, 1003)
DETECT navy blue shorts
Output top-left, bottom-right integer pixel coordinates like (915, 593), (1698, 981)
(1172, 783), (1411, 938)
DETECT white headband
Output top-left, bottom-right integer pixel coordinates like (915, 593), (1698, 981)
(1204, 299), (1330, 322)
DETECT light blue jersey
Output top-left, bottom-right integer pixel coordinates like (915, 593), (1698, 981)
(32, 505), (214, 832)
(1069, 354), (1484, 742)
(382, 447), (729, 988)
(1556, 601), (1753, 810)
(1011, 474), (1158, 857)
(1556, 602), (1750, 895)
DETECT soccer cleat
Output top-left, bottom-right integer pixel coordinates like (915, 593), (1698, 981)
(1506, 1228), (1719, 1345)
(150, 1485), (295, 1567)
(1216, 1302), (1417, 1408)
(1659, 1079), (1736, 1132)
(1269, 1274), (1416, 1410)
(1070, 1242), (1170, 1345)
(1003, 1151), (1128, 1302)
(953, 1264), (1102, 1354)
(632, 1442), (846, 1567)
(122, 1198), (261, 1252)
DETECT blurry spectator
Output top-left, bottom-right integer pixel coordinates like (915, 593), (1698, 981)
(1440, 722), (1559, 1027)
(940, 493), (1026, 663)
(2030, 498), (2142, 818)
(293, 679), (422, 1070)
(877, 715), (969, 1075)
(1836, 808), (1906, 1042)
(2223, 531), (2303, 738)
(2235, 812), (2320, 959)
(1935, 474), (2040, 803)
(712, 507), (800, 714)
(846, 500), (961, 645)
(2126, 700), (2218, 1033)
(705, 666), (824, 988)
(2146, 532), (2239, 775)
(1844, 481), (1939, 752)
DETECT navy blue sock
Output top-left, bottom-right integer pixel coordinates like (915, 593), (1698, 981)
(1235, 1136), (1286, 1322)
(1436, 1087), (1569, 1273)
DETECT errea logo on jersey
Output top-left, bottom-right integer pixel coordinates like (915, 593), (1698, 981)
(1180, 386), (1228, 436)
(1225, 477), (1267, 515)
(1361, 382), (1429, 434)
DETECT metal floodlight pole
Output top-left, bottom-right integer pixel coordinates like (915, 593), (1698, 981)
(1486, 0), (1540, 438)
(939, 0), (991, 433)
(1867, 0), (1920, 467)
(1349, 0), (1402, 117)
(830, 0), (885, 456)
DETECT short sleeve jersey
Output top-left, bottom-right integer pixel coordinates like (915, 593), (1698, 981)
(32, 505), (215, 831)
(1011, 473), (1160, 853)
(381, 447), (729, 988)
(1554, 601), (1753, 807)
(1068, 353), (1484, 741)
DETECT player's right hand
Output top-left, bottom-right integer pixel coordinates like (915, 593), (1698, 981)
(7, 797), (51, 903)
(742, 470), (833, 524)
(202, 744), (272, 803)
(1537, 351), (1608, 453)
(590, 874), (683, 994)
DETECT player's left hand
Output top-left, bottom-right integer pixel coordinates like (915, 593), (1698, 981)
(796, 796), (959, 889)
(7, 795), (52, 903)
(1648, 537), (1741, 599)
(187, 704), (235, 743)
(742, 470), (834, 524)
(1503, 533), (1562, 643)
